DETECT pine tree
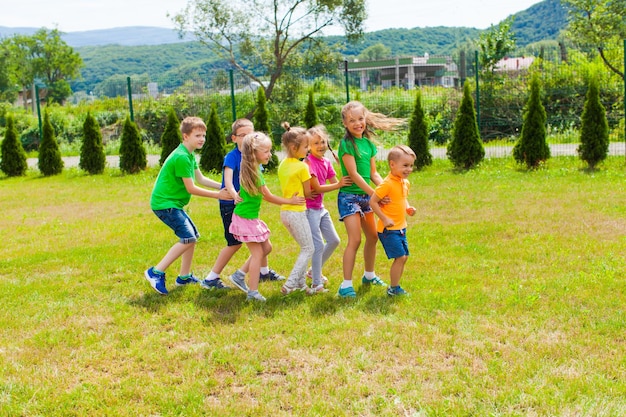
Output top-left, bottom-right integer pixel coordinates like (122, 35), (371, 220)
(577, 75), (609, 170)
(304, 90), (318, 128)
(408, 90), (432, 170)
(0, 114), (28, 177)
(119, 116), (147, 174)
(513, 74), (550, 169)
(38, 110), (64, 176)
(159, 108), (181, 166)
(254, 87), (279, 171)
(200, 104), (226, 173)
(447, 82), (484, 170)
(79, 112), (106, 175)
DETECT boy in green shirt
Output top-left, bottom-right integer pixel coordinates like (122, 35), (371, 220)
(145, 117), (231, 295)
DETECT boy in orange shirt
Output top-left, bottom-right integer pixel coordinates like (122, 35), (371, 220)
(369, 145), (417, 296)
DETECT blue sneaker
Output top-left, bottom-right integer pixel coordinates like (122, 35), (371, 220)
(175, 274), (200, 286)
(337, 286), (356, 298)
(200, 277), (230, 290)
(260, 269), (285, 281)
(387, 286), (408, 296)
(362, 275), (387, 286)
(229, 271), (249, 293)
(145, 267), (168, 295)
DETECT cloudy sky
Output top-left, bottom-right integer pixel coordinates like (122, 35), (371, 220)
(0, 0), (541, 33)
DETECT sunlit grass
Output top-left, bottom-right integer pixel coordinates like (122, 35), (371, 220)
(1, 157), (625, 416)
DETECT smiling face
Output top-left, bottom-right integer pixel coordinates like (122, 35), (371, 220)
(389, 153), (415, 179)
(308, 133), (327, 159)
(342, 108), (366, 138)
(254, 140), (273, 165)
(183, 127), (206, 151)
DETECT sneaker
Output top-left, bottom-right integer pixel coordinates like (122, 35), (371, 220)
(175, 274), (200, 286)
(337, 286), (356, 298)
(247, 291), (267, 302)
(281, 281), (307, 295)
(362, 275), (387, 287)
(308, 284), (329, 294)
(306, 268), (328, 286)
(200, 278), (230, 290)
(260, 269), (285, 281)
(144, 267), (168, 295)
(387, 286), (409, 296)
(229, 272), (249, 293)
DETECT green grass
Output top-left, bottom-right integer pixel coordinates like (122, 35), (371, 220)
(1, 157), (626, 416)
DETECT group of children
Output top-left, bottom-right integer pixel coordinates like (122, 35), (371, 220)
(144, 101), (417, 302)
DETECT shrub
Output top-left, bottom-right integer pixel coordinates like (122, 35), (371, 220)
(577, 75), (609, 170)
(254, 88), (279, 172)
(159, 108), (181, 166)
(304, 90), (318, 128)
(79, 112), (106, 175)
(38, 111), (64, 176)
(408, 90), (432, 170)
(200, 104), (226, 173)
(447, 83), (484, 170)
(513, 74), (550, 169)
(0, 114), (28, 177)
(119, 116), (147, 174)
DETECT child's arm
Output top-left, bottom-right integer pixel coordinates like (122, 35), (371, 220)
(369, 157), (384, 187)
(302, 178), (312, 199)
(406, 200), (416, 216)
(194, 169), (221, 189)
(311, 175), (352, 194)
(370, 192), (394, 228)
(260, 185), (306, 206)
(223, 166), (243, 204)
(182, 177), (232, 200)
(342, 154), (375, 195)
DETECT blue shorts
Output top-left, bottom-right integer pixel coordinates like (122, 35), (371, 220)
(153, 208), (199, 244)
(337, 192), (372, 221)
(220, 203), (242, 246)
(378, 228), (409, 259)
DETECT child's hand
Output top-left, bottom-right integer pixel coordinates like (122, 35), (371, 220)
(379, 195), (391, 205)
(339, 176), (352, 187)
(382, 217), (395, 228)
(233, 192), (243, 204)
(406, 206), (416, 216)
(290, 192), (306, 205)
(218, 188), (233, 200)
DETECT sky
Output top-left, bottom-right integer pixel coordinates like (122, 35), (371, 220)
(0, 0), (542, 33)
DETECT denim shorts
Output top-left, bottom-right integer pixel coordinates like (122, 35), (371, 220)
(337, 192), (372, 221)
(220, 203), (242, 246)
(153, 208), (199, 244)
(378, 228), (409, 259)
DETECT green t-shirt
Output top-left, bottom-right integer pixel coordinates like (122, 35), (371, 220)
(233, 169), (266, 219)
(150, 144), (197, 210)
(338, 136), (378, 195)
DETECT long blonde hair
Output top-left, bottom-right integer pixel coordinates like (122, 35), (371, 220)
(341, 101), (405, 140)
(240, 132), (272, 196)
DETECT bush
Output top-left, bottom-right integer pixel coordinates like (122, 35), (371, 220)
(254, 88), (279, 172)
(119, 116), (147, 174)
(79, 112), (106, 174)
(38, 111), (64, 176)
(513, 74), (550, 169)
(200, 104), (226, 173)
(0, 114), (28, 177)
(304, 90), (318, 128)
(577, 75), (609, 170)
(447, 83), (484, 170)
(159, 108), (181, 166)
(408, 90), (432, 170)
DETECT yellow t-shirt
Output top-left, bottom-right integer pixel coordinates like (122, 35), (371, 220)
(373, 174), (410, 233)
(278, 157), (311, 212)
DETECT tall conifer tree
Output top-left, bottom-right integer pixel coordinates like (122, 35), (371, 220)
(38, 110), (64, 176)
(447, 83), (484, 170)
(513, 74), (550, 169)
(79, 112), (106, 174)
(408, 90), (432, 170)
(577, 75), (609, 170)
(119, 116), (147, 174)
(159, 108), (181, 166)
(200, 104), (226, 173)
(0, 114), (28, 177)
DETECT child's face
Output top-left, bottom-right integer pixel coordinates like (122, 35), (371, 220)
(232, 125), (254, 148)
(308, 134), (327, 158)
(255, 142), (273, 165)
(183, 127), (206, 150)
(293, 136), (309, 159)
(342, 109), (366, 138)
(389, 154), (415, 179)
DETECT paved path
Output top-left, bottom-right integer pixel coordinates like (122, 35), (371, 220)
(27, 143), (626, 169)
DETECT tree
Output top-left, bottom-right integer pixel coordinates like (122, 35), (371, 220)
(253, 87), (279, 171)
(200, 104), (226, 173)
(79, 112), (106, 175)
(38, 110), (64, 176)
(563, 0), (626, 80)
(577, 75), (609, 170)
(478, 17), (516, 75)
(172, 0), (366, 103)
(0, 115), (28, 177)
(358, 43), (391, 61)
(408, 90), (432, 170)
(513, 74), (550, 169)
(119, 116), (147, 174)
(447, 82), (484, 170)
(304, 90), (318, 129)
(159, 108), (182, 166)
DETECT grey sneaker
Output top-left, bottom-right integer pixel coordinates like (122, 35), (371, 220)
(229, 271), (249, 293)
(246, 290), (266, 302)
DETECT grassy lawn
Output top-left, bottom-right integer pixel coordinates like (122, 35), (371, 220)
(1, 156), (625, 416)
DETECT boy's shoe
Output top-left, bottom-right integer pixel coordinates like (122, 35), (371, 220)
(200, 278), (230, 290)
(387, 286), (409, 297)
(145, 267), (168, 295)
(362, 275), (387, 287)
(229, 271), (249, 293)
(175, 274), (200, 286)
(247, 291), (267, 302)
(260, 269), (285, 281)
(337, 286), (356, 298)
(308, 284), (329, 295)
(306, 268), (328, 286)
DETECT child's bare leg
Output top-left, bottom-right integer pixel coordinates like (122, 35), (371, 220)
(361, 212), (378, 272)
(246, 242), (263, 291)
(156, 242), (195, 274)
(342, 214), (362, 281)
(211, 244), (242, 274)
(389, 255), (408, 288)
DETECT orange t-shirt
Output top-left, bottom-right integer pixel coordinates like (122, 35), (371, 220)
(373, 174), (410, 233)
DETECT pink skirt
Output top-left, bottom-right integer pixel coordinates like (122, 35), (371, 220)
(229, 214), (271, 243)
